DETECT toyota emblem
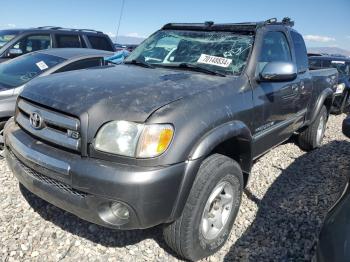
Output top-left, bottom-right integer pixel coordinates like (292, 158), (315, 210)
(29, 112), (43, 129)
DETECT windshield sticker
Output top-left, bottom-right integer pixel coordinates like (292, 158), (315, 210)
(36, 61), (49, 71)
(332, 60), (345, 64)
(197, 54), (232, 68)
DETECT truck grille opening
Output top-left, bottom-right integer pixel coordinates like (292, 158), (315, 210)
(16, 99), (81, 152)
(9, 150), (87, 198)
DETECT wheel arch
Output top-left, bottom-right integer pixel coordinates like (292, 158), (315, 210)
(310, 88), (333, 123)
(169, 120), (253, 221)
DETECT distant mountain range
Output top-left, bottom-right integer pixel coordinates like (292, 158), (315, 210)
(307, 47), (350, 57)
(113, 35), (146, 45)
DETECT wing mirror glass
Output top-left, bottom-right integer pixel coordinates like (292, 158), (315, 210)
(8, 48), (23, 58)
(259, 62), (297, 82)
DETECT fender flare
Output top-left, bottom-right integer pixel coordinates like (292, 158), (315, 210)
(189, 120), (252, 170)
(310, 88), (334, 124)
(169, 120), (253, 221)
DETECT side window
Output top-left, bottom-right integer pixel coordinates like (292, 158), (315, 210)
(56, 34), (81, 48)
(87, 36), (114, 51)
(55, 58), (103, 73)
(291, 31), (308, 73)
(11, 34), (51, 54)
(258, 31), (291, 73)
(309, 59), (323, 69)
(259, 31), (291, 63)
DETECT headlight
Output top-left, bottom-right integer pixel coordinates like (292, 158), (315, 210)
(94, 121), (174, 158)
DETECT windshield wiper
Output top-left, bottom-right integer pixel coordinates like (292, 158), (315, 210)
(124, 59), (154, 68)
(174, 63), (226, 77)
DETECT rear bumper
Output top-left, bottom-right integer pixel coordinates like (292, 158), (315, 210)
(4, 119), (200, 229)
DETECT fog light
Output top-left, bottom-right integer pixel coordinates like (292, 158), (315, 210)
(110, 202), (130, 220)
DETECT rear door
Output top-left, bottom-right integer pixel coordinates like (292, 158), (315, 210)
(252, 30), (299, 157)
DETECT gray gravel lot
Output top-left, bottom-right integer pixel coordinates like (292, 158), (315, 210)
(1, 114), (349, 262)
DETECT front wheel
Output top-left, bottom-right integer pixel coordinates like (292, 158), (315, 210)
(298, 105), (328, 151)
(163, 154), (243, 261)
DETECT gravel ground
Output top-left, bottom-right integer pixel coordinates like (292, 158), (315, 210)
(1, 114), (349, 262)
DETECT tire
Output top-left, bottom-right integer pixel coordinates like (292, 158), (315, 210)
(163, 154), (243, 261)
(298, 105), (328, 151)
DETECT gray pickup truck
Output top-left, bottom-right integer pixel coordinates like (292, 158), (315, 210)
(4, 18), (337, 260)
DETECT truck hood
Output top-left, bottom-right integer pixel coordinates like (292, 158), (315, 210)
(20, 64), (232, 122)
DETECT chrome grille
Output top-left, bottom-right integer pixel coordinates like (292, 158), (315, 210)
(16, 99), (81, 151)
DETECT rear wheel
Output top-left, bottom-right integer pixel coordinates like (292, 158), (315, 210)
(298, 105), (328, 151)
(163, 154), (243, 261)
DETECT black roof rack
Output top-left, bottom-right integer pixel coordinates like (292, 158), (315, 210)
(36, 26), (103, 34)
(264, 17), (294, 27)
(162, 17), (294, 32)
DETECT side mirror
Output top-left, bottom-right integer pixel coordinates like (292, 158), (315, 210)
(8, 48), (23, 58)
(259, 62), (297, 82)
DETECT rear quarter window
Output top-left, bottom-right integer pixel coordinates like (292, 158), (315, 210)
(291, 31), (308, 73)
(87, 36), (114, 51)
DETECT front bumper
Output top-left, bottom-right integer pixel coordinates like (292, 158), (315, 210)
(4, 119), (199, 229)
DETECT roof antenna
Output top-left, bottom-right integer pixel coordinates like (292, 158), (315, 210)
(116, 0), (125, 43)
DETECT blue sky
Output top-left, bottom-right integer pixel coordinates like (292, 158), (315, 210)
(1, 0), (349, 50)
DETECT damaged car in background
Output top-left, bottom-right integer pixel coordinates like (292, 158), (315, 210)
(0, 48), (113, 156)
(309, 55), (350, 114)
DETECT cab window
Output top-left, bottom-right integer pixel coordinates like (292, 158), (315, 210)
(258, 31), (291, 72)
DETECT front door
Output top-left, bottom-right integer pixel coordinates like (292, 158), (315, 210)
(252, 30), (299, 158)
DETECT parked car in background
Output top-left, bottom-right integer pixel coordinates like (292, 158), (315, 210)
(314, 117), (350, 262)
(4, 18), (338, 261)
(0, 27), (115, 63)
(309, 55), (350, 113)
(114, 43), (138, 52)
(0, 48), (113, 156)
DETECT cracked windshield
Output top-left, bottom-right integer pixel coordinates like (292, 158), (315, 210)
(126, 30), (254, 75)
